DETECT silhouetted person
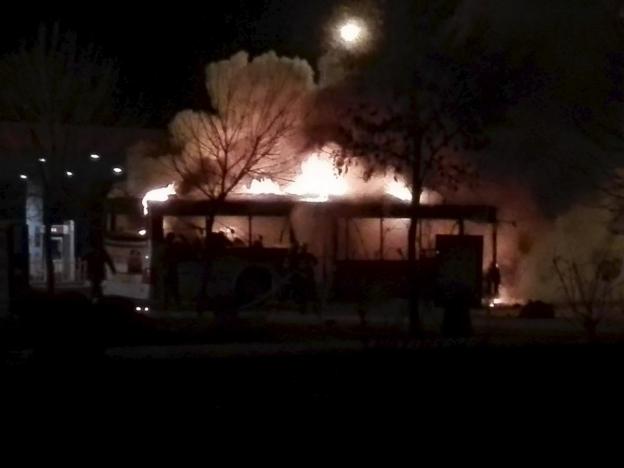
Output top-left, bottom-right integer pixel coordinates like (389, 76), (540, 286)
(296, 244), (318, 314)
(127, 249), (143, 274)
(252, 235), (264, 249)
(231, 228), (245, 247)
(85, 244), (116, 301)
(207, 231), (231, 253)
(161, 233), (181, 310)
(485, 262), (501, 297)
(176, 234), (192, 261)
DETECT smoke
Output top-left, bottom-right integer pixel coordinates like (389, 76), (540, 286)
(445, 171), (624, 303)
(516, 196), (624, 302)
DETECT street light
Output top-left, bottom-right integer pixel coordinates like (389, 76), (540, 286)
(19, 174), (28, 180)
(90, 154), (100, 160)
(113, 167), (123, 175)
(66, 171), (74, 177)
(38, 157), (46, 163)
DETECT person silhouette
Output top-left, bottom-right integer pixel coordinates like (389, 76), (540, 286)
(85, 242), (116, 301)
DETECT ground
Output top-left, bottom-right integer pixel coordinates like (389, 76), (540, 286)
(3, 300), (624, 416)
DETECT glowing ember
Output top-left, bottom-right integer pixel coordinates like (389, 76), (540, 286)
(242, 178), (284, 196)
(487, 287), (522, 309)
(142, 183), (176, 215)
(285, 154), (348, 202)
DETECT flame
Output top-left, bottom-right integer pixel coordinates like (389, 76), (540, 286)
(238, 154), (439, 204)
(385, 180), (437, 204)
(285, 154), (348, 202)
(240, 154), (348, 201)
(488, 287), (522, 308)
(142, 183), (176, 215)
(242, 178), (284, 196)
(386, 180), (413, 202)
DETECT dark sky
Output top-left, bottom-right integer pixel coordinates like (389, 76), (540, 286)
(0, 1), (336, 124)
(1, 0), (623, 215)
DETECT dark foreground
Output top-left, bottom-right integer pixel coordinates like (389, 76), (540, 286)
(3, 294), (624, 420)
(3, 343), (624, 421)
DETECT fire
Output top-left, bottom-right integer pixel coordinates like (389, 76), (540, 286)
(242, 178), (284, 196)
(385, 180), (438, 204)
(142, 183), (176, 215)
(386, 180), (412, 202)
(286, 154), (348, 202)
(488, 287), (522, 309)
(242, 154), (349, 202)
(237, 154), (441, 204)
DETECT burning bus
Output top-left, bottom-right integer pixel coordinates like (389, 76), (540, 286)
(103, 154), (500, 312)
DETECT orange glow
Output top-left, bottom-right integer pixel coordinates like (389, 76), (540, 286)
(385, 180), (437, 204)
(488, 287), (522, 308)
(142, 183), (176, 215)
(242, 178), (284, 196)
(386, 180), (412, 202)
(285, 154), (348, 202)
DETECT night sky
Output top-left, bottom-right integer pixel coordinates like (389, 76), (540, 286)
(1, 0), (623, 214)
(0, 1), (336, 124)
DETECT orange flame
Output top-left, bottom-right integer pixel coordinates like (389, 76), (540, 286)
(241, 154), (349, 201)
(285, 154), (348, 201)
(243, 178), (284, 196)
(142, 183), (176, 215)
(385, 180), (438, 204)
(386, 180), (412, 202)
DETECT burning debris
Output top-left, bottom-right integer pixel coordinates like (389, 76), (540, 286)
(487, 287), (523, 309)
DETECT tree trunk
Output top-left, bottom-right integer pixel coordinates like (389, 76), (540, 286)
(408, 153), (422, 337)
(197, 214), (216, 314)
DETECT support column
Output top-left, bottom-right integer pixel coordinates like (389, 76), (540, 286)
(492, 222), (498, 265)
(379, 217), (385, 260)
(150, 213), (164, 244)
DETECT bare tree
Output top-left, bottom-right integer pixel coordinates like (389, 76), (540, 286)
(553, 253), (622, 342)
(309, 60), (484, 335)
(304, 0), (497, 335)
(157, 51), (314, 313)
(0, 23), (142, 293)
(164, 51), (315, 229)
